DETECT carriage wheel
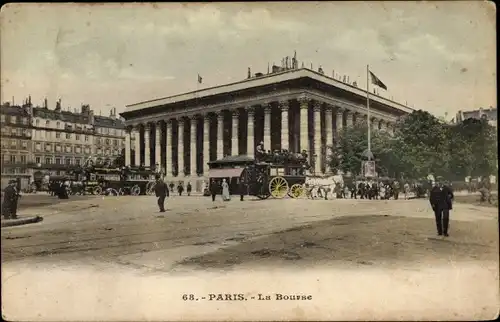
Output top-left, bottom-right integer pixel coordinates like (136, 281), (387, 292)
(93, 186), (102, 195)
(289, 184), (304, 199)
(269, 176), (289, 199)
(146, 181), (156, 195)
(118, 188), (125, 196)
(130, 185), (141, 196)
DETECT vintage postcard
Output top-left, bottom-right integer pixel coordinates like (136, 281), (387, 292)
(1, 2), (498, 321)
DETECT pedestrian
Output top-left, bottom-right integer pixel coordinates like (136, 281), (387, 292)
(222, 178), (231, 201)
(238, 178), (246, 201)
(429, 181), (454, 237)
(404, 182), (410, 200)
(177, 183), (184, 196)
(186, 182), (192, 196)
(210, 179), (218, 202)
(2, 180), (18, 219)
(154, 176), (168, 212)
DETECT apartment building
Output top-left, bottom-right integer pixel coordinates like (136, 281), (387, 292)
(31, 101), (126, 178)
(0, 103), (33, 189)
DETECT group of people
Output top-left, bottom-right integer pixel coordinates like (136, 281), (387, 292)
(2, 180), (21, 220)
(330, 181), (402, 200)
(255, 142), (310, 168)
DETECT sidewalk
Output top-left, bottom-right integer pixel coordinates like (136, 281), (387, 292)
(1, 215), (43, 228)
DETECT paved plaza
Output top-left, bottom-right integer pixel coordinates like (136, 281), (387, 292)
(2, 195), (499, 320)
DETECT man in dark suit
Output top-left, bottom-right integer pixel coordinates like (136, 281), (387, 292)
(153, 176), (168, 212)
(429, 181), (454, 237)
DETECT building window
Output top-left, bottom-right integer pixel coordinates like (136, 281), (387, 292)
(10, 140), (17, 148)
(105, 138), (110, 145)
(97, 148), (102, 155)
(113, 139), (118, 146)
(20, 155), (27, 163)
(65, 146), (72, 153)
(66, 133), (71, 139)
(65, 158), (72, 165)
(10, 155), (16, 163)
(35, 157), (41, 164)
(1, 114), (5, 122)
(56, 122), (60, 128)
(76, 134), (80, 141)
(55, 145), (61, 152)
(55, 158), (61, 165)
(36, 119), (40, 126)
(75, 158), (81, 166)
(36, 143), (42, 151)
(84, 135), (89, 142)
(85, 147), (91, 154)
(97, 138), (101, 144)
(19, 168), (27, 174)
(56, 132), (61, 138)
(3, 154), (9, 163)
(22, 117), (28, 125)
(45, 157), (52, 164)
(11, 116), (16, 123)
(21, 141), (28, 149)
(46, 120), (50, 127)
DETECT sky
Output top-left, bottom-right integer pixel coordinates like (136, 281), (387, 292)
(1, 2), (496, 119)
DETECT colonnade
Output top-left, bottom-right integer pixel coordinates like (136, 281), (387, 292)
(124, 98), (395, 178)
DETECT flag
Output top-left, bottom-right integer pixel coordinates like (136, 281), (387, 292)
(198, 74), (203, 84)
(369, 71), (387, 90)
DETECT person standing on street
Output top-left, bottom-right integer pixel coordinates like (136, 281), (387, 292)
(154, 176), (168, 212)
(2, 180), (18, 219)
(186, 182), (192, 196)
(429, 181), (454, 237)
(238, 178), (246, 201)
(210, 179), (218, 202)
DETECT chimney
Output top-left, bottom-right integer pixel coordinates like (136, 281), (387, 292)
(342, 75), (346, 82)
(55, 99), (62, 112)
(332, 70), (335, 78)
(247, 67), (251, 79)
(44, 98), (48, 109)
(89, 109), (95, 125)
(347, 76), (350, 84)
(353, 81), (357, 87)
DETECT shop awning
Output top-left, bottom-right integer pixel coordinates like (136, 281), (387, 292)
(208, 168), (245, 178)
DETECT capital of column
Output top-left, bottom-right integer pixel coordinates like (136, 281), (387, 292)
(263, 104), (272, 114)
(126, 125), (134, 133)
(231, 109), (240, 119)
(324, 104), (333, 113)
(335, 107), (344, 115)
(279, 100), (289, 111)
(298, 97), (310, 108)
(313, 101), (322, 112)
(216, 111), (224, 121)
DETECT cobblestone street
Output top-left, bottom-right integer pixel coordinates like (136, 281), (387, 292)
(2, 195), (498, 320)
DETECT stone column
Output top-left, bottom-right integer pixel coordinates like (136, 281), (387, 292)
(346, 110), (354, 127)
(203, 115), (210, 174)
(217, 112), (224, 160)
(231, 110), (239, 155)
(263, 105), (272, 151)
(335, 108), (343, 139)
(166, 119), (173, 176)
(190, 116), (197, 176)
(155, 122), (161, 167)
(279, 101), (289, 150)
(325, 106), (333, 173)
(125, 128), (131, 166)
(299, 98), (309, 152)
(247, 108), (255, 157)
(133, 126), (140, 166)
(178, 118), (185, 175)
(313, 101), (322, 174)
(144, 124), (151, 166)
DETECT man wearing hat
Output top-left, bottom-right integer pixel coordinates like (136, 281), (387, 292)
(153, 175), (168, 212)
(429, 179), (454, 237)
(2, 180), (20, 219)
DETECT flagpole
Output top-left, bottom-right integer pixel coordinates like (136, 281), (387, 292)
(367, 64), (371, 161)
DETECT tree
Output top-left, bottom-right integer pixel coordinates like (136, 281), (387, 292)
(392, 110), (451, 180)
(328, 122), (397, 177)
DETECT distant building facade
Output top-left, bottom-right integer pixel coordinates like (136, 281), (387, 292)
(0, 103), (33, 189)
(454, 107), (497, 127)
(1, 98), (126, 189)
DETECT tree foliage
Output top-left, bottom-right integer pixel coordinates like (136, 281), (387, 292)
(328, 109), (497, 181)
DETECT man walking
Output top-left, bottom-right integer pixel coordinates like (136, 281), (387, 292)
(429, 181), (454, 237)
(154, 176), (168, 212)
(2, 180), (19, 219)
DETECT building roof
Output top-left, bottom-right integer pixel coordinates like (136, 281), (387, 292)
(122, 68), (414, 117)
(32, 107), (125, 129)
(0, 105), (31, 116)
(94, 115), (126, 129)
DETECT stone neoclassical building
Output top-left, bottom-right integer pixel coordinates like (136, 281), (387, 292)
(120, 67), (413, 191)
